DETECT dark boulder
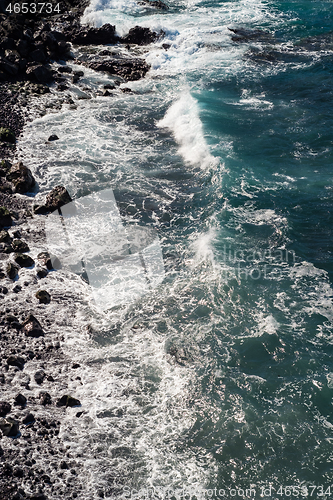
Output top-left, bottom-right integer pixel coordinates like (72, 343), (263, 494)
(228, 27), (273, 43)
(14, 393), (27, 406)
(0, 57), (19, 76)
(48, 134), (59, 141)
(7, 355), (25, 370)
(22, 314), (44, 338)
(0, 206), (12, 228)
(39, 391), (51, 405)
(0, 127), (16, 143)
(88, 57), (150, 81)
(14, 253), (35, 267)
(16, 39), (31, 58)
(34, 370), (46, 385)
(29, 48), (47, 64)
(12, 239), (29, 252)
(0, 159), (11, 176)
(139, 0), (169, 9)
(26, 64), (54, 83)
(57, 66), (72, 73)
(36, 267), (48, 278)
(122, 26), (162, 45)
(6, 262), (18, 279)
(6, 161), (35, 193)
(56, 395), (81, 407)
(0, 230), (10, 242)
(0, 401), (11, 417)
(36, 290), (51, 304)
(66, 23), (118, 45)
(0, 417), (19, 437)
(37, 251), (53, 270)
(22, 412), (35, 425)
(0, 242), (13, 253)
(34, 185), (72, 214)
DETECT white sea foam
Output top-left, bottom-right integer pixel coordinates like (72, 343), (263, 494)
(157, 92), (218, 169)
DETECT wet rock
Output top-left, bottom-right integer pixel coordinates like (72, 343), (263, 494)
(34, 185), (72, 214)
(88, 57), (150, 82)
(36, 267), (48, 279)
(139, 0), (169, 9)
(6, 262), (18, 279)
(48, 134), (59, 141)
(0, 401), (11, 417)
(22, 314), (44, 338)
(30, 493), (47, 500)
(36, 290), (51, 304)
(4, 314), (21, 329)
(22, 412), (35, 425)
(37, 252), (53, 270)
(122, 26), (162, 45)
(29, 48), (47, 64)
(13, 466), (24, 478)
(7, 355), (25, 370)
(228, 27), (273, 43)
(66, 23), (118, 45)
(0, 206), (12, 228)
(0, 229), (9, 243)
(34, 370), (46, 385)
(12, 239), (29, 252)
(0, 159), (11, 177)
(26, 64), (54, 83)
(6, 161), (35, 194)
(57, 66), (72, 73)
(39, 392), (51, 405)
(0, 58), (19, 76)
(17, 39), (31, 58)
(0, 127), (16, 143)
(14, 393), (27, 406)
(56, 395), (81, 408)
(13, 284), (22, 293)
(0, 242), (13, 253)
(14, 252), (35, 267)
(0, 417), (19, 437)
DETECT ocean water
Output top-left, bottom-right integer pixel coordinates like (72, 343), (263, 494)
(17, 0), (333, 498)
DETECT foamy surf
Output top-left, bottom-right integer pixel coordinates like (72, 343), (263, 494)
(157, 92), (218, 169)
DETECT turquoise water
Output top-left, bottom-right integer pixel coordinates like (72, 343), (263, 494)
(19, 0), (333, 497)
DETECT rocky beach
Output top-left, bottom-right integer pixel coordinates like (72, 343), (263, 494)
(0, 1), (168, 498)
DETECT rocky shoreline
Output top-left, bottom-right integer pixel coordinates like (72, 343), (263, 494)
(0, 1), (167, 498)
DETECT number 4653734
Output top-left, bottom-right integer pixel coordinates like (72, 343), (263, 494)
(6, 3), (61, 14)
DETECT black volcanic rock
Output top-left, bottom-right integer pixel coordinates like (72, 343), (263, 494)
(6, 161), (35, 193)
(88, 57), (150, 81)
(65, 23), (118, 45)
(57, 395), (81, 407)
(0, 401), (11, 417)
(14, 252), (34, 267)
(0, 417), (19, 437)
(34, 185), (72, 214)
(6, 262), (18, 279)
(122, 26), (162, 45)
(22, 314), (44, 338)
(26, 64), (54, 83)
(7, 355), (25, 370)
(0, 206), (12, 228)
